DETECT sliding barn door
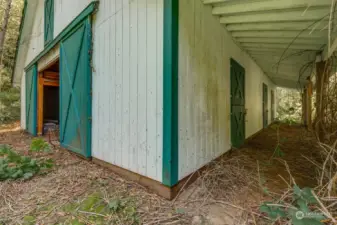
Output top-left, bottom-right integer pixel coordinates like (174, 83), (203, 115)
(230, 59), (245, 148)
(26, 65), (37, 136)
(59, 19), (92, 158)
(263, 83), (268, 128)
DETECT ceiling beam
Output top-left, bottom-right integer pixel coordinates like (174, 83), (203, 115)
(266, 67), (312, 78)
(268, 72), (301, 79)
(253, 57), (313, 66)
(226, 21), (329, 31)
(220, 8), (330, 24)
(271, 77), (304, 88)
(212, 0), (331, 16)
(237, 37), (325, 45)
(203, 0), (235, 4)
(249, 53), (316, 62)
(246, 47), (317, 53)
(262, 64), (313, 73)
(241, 43), (322, 50)
(231, 30), (328, 38)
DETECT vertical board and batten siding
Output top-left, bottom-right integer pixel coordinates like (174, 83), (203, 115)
(53, 0), (92, 38)
(178, 0), (276, 180)
(24, 0), (44, 67)
(91, 0), (164, 182)
(21, 0), (44, 129)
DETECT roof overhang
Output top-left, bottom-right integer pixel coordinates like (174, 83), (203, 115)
(203, 0), (337, 89)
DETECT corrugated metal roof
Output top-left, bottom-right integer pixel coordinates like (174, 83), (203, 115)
(203, 0), (337, 89)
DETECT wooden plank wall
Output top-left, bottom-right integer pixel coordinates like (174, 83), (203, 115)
(53, 0), (92, 38)
(91, 0), (164, 182)
(178, 0), (276, 180)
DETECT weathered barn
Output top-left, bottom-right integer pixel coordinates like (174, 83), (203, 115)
(13, 0), (334, 199)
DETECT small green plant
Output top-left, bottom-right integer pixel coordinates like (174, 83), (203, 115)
(61, 193), (140, 224)
(260, 185), (326, 225)
(0, 145), (54, 181)
(270, 124), (285, 159)
(30, 138), (51, 153)
(23, 215), (36, 225)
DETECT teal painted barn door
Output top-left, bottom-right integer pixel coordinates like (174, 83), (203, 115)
(26, 65), (38, 136)
(263, 83), (268, 128)
(59, 19), (92, 158)
(230, 59), (245, 148)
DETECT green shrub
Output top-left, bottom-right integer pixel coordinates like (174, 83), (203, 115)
(30, 138), (51, 152)
(0, 87), (20, 124)
(0, 145), (54, 181)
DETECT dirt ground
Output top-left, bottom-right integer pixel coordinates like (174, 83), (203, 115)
(0, 122), (322, 225)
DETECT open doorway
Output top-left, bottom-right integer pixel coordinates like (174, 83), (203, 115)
(37, 59), (60, 136)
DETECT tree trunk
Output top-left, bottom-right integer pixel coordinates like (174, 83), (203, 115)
(314, 60), (331, 141)
(0, 0), (13, 66)
(0, 0), (13, 92)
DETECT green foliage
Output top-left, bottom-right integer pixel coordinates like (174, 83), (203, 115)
(259, 185), (326, 224)
(272, 145), (285, 158)
(0, 0), (24, 70)
(0, 145), (54, 181)
(23, 215), (36, 225)
(30, 138), (51, 153)
(61, 193), (140, 225)
(276, 87), (302, 123)
(0, 0), (24, 124)
(0, 74), (20, 124)
(271, 124), (285, 159)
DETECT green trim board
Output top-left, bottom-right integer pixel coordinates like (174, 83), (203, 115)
(163, 0), (179, 187)
(25, 1), (98, 71)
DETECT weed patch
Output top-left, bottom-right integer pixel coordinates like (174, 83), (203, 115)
(0, 145), (54, 181)
(30, 138), (51, 153)
(60, 193), (140, 225)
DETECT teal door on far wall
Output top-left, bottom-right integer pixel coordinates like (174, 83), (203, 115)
(230, 59), (245, 148)
(59, 18), (92, 158)
(26, 65), (37, 136)
(271, 90), (275, 122)
(263, 83), (268, 128)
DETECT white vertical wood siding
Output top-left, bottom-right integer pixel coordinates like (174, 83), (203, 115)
(53, 0), (92, 38)
(24, 0), (92, 66)
(24, 0), (44, 66)
(178, 0), (276, 180)
(21, 0), (44, 129)
(92, 0), (164, 182)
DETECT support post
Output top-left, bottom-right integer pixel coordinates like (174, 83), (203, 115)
(302, 88), (307, 126)
(314, 61), (329, 140)
(38, 73), (44, 135)
(306, 79), (313, 130)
